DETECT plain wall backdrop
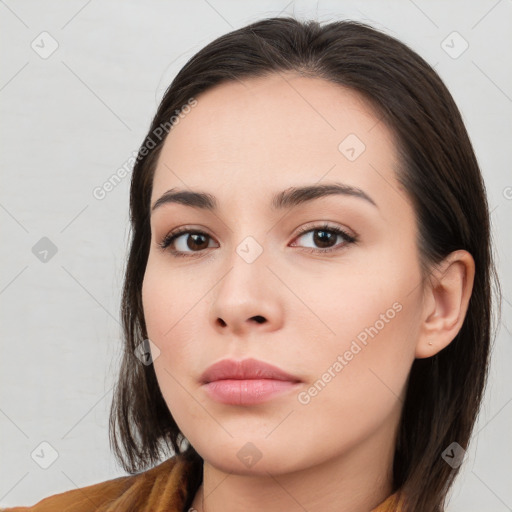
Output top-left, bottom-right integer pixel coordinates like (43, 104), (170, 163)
(1, 0), (511, 509)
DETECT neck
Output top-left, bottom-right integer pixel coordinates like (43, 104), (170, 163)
(190, 426), (396, 512)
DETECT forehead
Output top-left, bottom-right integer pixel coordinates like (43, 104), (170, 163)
(152, 73), (400, 209)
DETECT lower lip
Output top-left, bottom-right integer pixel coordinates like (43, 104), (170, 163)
(202, 379), (300, 405)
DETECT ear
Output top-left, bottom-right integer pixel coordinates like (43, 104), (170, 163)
(415, 250), (475, 359)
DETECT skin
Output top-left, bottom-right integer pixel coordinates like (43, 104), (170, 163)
(142, 72), (475, 512)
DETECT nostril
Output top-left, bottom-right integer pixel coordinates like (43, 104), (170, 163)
(251, 315), (266, 324)
(217, 318), (227, 327)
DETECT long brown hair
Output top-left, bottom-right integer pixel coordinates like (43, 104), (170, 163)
(109, 17), (500, 511)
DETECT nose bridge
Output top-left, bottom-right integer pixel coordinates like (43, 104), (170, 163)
(209, 229), (283, 334)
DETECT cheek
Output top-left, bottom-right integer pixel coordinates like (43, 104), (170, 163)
(142, 255), (212, 383)
(142, 261), (205, 434)
(142, 256), (196, 340)
(291, 250), (421, 414)
(291, 290), (419, 456)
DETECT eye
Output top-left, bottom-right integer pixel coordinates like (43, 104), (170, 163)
(158, 223), (357, 258)
(158, 228), (218, 257)
(290, 224), (357, 254)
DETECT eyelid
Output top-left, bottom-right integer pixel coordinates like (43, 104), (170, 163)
(292, 221), (356, 241)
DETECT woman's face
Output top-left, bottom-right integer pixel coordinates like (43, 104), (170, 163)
(142, 73), (424, 475)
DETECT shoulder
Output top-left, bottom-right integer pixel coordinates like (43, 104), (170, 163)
(0, 455), (191, 512)
(371, 490), (406, 512)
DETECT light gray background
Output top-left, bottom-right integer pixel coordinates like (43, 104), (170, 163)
(1, 0), (511, 509)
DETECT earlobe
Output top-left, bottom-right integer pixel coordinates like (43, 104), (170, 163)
(415, 250), (475, 359)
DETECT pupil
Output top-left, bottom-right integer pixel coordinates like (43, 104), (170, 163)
(188, 233), (208, 250)
(314, 230), (335, 248)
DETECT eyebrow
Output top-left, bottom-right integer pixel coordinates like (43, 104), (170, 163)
(151, 182), (377, 214)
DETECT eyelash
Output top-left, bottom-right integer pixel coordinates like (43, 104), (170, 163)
(158, 223), (357, 258)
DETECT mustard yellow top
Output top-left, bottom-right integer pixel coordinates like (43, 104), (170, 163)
(1, 455), (404, 511)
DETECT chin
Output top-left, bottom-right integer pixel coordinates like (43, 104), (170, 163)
(195, 436), (311, 476)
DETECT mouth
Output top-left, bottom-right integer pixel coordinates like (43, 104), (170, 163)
(200, 358), (302, 406)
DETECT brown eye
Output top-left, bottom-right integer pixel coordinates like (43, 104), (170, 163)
(182, 233), (210, 251)
(159, 230), (218, 255)
(292, 224), (356, 253)
(311, 229), (338, 248)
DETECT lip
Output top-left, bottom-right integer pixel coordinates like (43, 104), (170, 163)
(200, 358), (301, 384)
(200, 358), (302, 406)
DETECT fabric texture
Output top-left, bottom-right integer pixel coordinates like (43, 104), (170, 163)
(1, 455), (403, 511)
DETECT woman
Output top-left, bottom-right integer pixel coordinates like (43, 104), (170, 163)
(3, 16), (498, 512)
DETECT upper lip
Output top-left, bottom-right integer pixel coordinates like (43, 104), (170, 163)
(200, 358), (301, 384)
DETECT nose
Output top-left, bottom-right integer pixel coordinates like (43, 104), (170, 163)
(209, 253), (284, 337)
